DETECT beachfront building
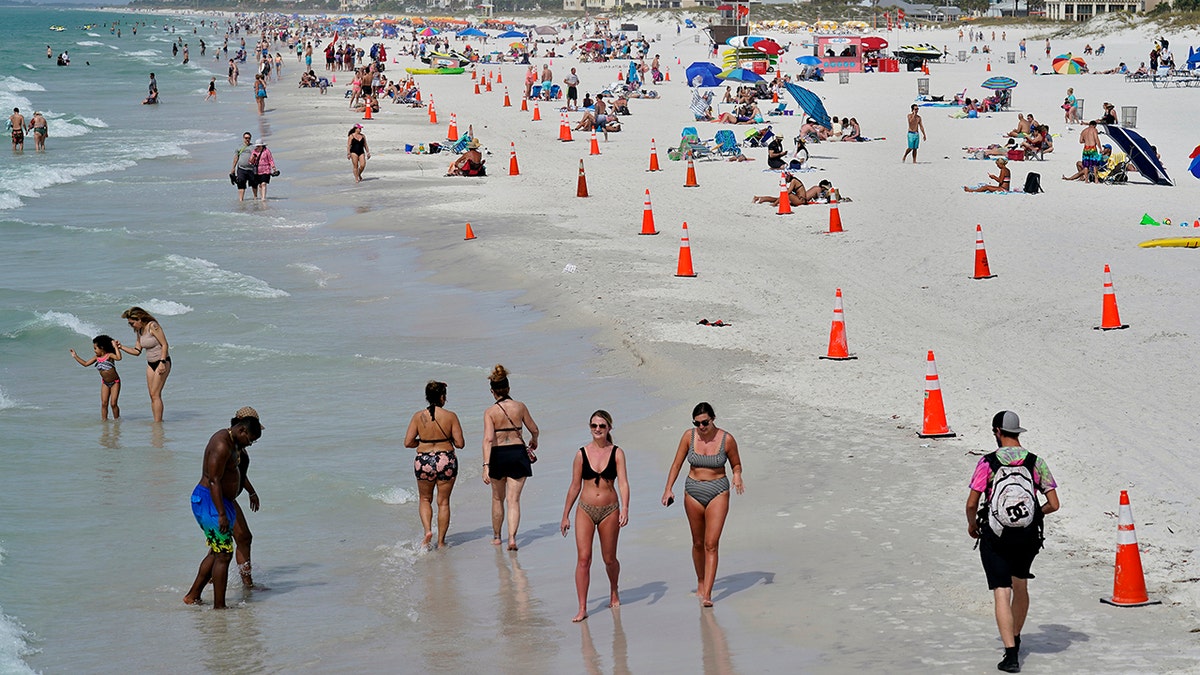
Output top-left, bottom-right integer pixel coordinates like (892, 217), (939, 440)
(878, 0), (964, 22)
(564, 0), (707, 7)
(1042, 0), (1151, 20)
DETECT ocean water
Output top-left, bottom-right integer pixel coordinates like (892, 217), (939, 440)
(0, 9), (658, 672)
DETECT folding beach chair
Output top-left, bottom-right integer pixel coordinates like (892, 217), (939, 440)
(529, 84), (542, 99)
(714, 130), (740, 157)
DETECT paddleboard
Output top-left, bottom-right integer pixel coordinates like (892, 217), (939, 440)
(1138, 237), (1200, 248)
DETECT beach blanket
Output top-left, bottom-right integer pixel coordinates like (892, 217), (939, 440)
(919, 102), (962, 108)
(965, 184), (1026, 194)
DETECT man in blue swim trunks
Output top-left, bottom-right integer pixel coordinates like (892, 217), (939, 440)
(183, 406), (263, 609)
(903, 104), (926, 164)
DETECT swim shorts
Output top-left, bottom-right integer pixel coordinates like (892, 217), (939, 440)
(907, 131), (920, 149)
(488, 444), (532, 480)
(11, 129), (23, 144)
(1082, 145), (1104, 169)
(191, 484), (236, 553)
(414, 450), (458, 482)
(979, 530), (1040, 589)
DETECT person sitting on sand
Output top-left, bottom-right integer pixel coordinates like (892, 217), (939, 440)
(575, 93), (614, 137)
(1007, 114), (1033, 138)
(1020, 125), (1045, 155)
(752, 174), (834, 206)
(841, 118), (862, 141)
(964, 157), (1011, 192)
(799, 118), (829, 142)
(1063, 144), (1122, 181)
(766, 136), (786, 169)
(715, 102), (762, 125)
(447, 139), (485, 177)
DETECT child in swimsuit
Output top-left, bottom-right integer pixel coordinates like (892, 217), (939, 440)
(70, 334), (122, 419)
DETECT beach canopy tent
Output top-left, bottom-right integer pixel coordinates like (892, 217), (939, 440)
(784, 83), (831, 129)
(456, 27), (487, 37)
(686, 62), (722, 87)
(535, 25), (559, 35)
(1103, 125), (1173, 186)
(497, 29), (525, 38)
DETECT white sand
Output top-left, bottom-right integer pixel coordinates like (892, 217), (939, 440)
(261, 15), (1200, 671)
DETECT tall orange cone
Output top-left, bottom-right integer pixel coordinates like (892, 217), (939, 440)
(674, 221), (697, 277)
(497, 70), (503, 84)
(447, 113), (459, 142)
(648, 139), (661, 172)
(986, 60), (992, 72)
(428, 98), (437, 124)
(819, 288), (857, 360)
(639, 189), (659, 235)
(971, 224), (996, 279)
(1095, 264), (1129, 330)
(776, 173), (793, 216)
(486, 78), (493, 92)
(471, 69), (478, 80)
(474, 81), (481, 95)
(532, 101), (541, 121)
(576, 159), (589, 198)
(1101, 491), (1161, 607)
(917, 350), (955, 438)
(828, 195), (844, 233)
(520, 96), (528, 112)
(362, 104), (373, 120)
(772, 88), (779, 104)
(683, 154), (699, 188)
(560, 113), (574, 142)
(503, 88), (511, 107)
(508, 142), (520, 176)
(589, 129), (601, 155)
(665, 67), (670, 81)
(464, 223), (477, 240)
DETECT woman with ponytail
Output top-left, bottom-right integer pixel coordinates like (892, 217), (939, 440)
(404, 380), (465, 549)
(482, 364), (540, 551)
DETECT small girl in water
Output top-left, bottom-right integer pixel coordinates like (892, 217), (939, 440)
(70, 334), (122, 419)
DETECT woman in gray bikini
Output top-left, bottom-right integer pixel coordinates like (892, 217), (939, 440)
(115, 306), (171, 422)
(404, 381), (465, 549)
(483, 364), (539, 551)
(560, 410), (630, 622)
(661, 402), (744, 607)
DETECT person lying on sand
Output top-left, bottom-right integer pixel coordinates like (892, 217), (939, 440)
(752, 174), (836, 206)
(964, 157), (1011, 192)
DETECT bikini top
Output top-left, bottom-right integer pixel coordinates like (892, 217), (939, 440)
(417, 406), (451, 444)
(94, 355), (115, 372)
(580, 445), (618, 485)
(492, 398), (522, 434)
(687, 430), (729, 469)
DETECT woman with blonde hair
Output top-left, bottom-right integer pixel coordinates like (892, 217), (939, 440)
(483, 364), (540, 551)
(561, 410), (630, 622)
(405, 380), (465, 549)
(115, 306), (171, 421)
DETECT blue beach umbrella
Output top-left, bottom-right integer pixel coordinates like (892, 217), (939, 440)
(497, 29), (525, 38)
(981, 76), (1018, 90)
(457, 27), (487, 38)
(685, 61), (722, 87)
(719, 67), (764, 83)
(1188, 144), (1200, 180)
(783, 83), (831, 129)
(796, 55), (822, 66)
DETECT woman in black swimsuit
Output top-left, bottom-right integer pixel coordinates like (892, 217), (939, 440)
(346, 124), (370, 183)
(404, 381), (465, 549)
(483, 364), (539, 551)
(560, 410), (630, 622)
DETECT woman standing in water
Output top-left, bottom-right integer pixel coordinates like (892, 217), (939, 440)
(661, 402), (744, 607)
(483, 364), (539, 551)
(561, 410), (630, 622)
(346, 124), (370, 183)
(404, 380), (464, 549)
(115, 306), (171, 422)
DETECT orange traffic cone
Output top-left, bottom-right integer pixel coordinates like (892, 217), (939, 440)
(362, 104), (373, 121)
(414, 89), (421, 102)
(776, 173), (793, 216)
(618, 70), (624, 82)
(560, 113), (574, 142)
(639, 189), (659, 235)
(508, 142), (520, 176)
(447, 113), (459, 142)
(576, 159), (589, 198)
(485, 78), (493, 92)
(648, 139), (661, 172)
(971, 224), (996, 279)
(772, 89), (779, 104)
(986, 61), (992, 72)
(474, 81), (481, 95)
(674, 221), (697, 277)
(503, 88), (511, 107)
(819, 288), (857, 360)
(683, 154), (699, 188)
(1095, 264), (1129, 330)
(521, 96), (528, 112)
(464, 222), (477, 240)
(471, 69), (477, 80)
(488, 70), (493, 80)
(1101, 491), (1162, 607)
(332, 76), (336, 84)
(497, 70), (503, 84)
(665, 67), (670, 81)
(589, 129), (601, 155)
(828, 195), (844, 233)
(532, 101), (541, 121)
(917, 350), (955, 438)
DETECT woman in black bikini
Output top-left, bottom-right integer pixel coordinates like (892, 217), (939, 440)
(404, 381), (465, 549)
(661, 402), (744, 607)
(483, 364), (539, 551)
(560, 410), (630, 622)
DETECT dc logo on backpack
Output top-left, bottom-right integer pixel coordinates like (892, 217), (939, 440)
(982, 452), (1041, 538)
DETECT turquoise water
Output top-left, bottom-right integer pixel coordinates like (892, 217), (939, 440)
(0, 8), (658, 672)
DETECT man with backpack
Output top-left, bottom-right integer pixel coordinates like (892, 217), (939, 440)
(965, 411), (1060, 673)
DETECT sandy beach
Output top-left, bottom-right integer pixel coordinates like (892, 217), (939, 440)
(228, 14), (1200, 671)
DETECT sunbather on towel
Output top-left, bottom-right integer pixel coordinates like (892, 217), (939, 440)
(964, 157), (1011, 192)
(752, 174), (834, 206)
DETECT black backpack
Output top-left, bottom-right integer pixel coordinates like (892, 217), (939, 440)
(1024, 172), (1042, 194)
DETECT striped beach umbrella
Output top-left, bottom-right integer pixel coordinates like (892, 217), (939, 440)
(1052, 54), (1086, 74)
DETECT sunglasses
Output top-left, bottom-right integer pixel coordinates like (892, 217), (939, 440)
(590, 423), (608, 429)
(692, 419), (712, 428)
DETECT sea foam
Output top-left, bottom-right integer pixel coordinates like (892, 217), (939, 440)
(150, 254), (290, 299)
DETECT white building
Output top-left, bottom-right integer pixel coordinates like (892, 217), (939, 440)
(1042, 0), (1150, 20)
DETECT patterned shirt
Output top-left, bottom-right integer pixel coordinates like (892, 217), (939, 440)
(969, 447), (1058, 495)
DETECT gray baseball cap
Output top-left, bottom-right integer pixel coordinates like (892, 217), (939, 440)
(992, 410), (1026, 434)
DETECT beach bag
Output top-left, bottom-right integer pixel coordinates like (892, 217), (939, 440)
(1023, 172), (1042, 194)
(979, 452), (1042, 539)
(1007, 149), (1025, 161)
